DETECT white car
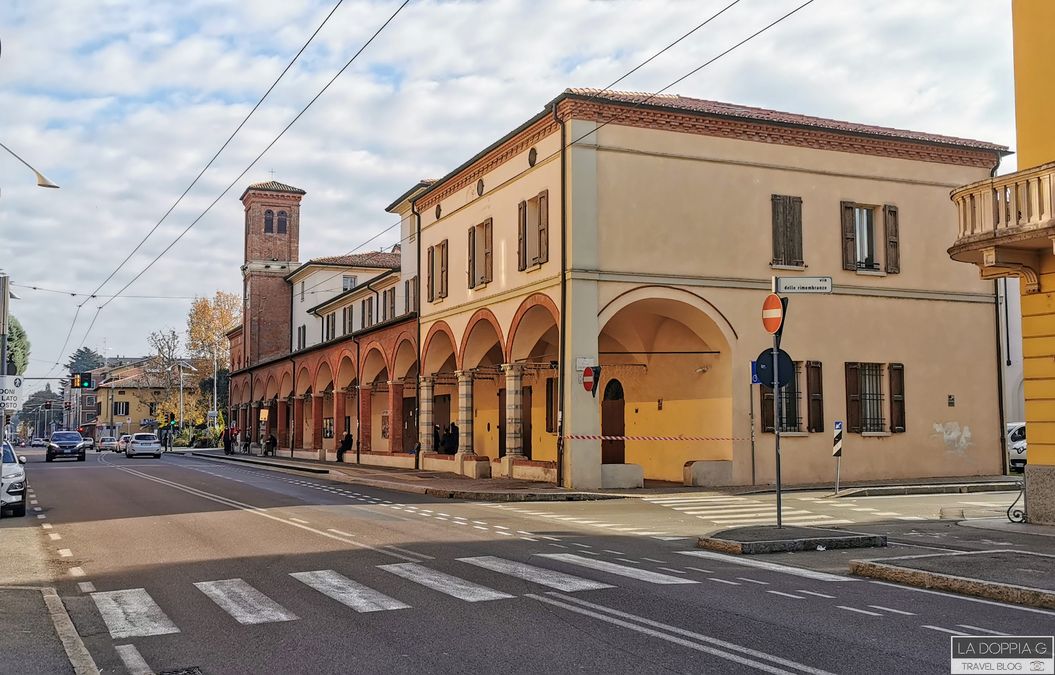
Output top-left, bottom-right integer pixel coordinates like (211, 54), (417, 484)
(1, 442), (27, 517)
(126, 433), (162, 459)
(1007, 422), (1027, 472)
(117, 435), (132, 452)
(98, 437), (118, 452)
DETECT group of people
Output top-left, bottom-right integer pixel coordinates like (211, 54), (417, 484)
(221, 427), (277, 456)
(432, 422), (459, 454)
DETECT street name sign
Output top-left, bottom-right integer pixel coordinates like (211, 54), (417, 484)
(773, 276), (833, 294)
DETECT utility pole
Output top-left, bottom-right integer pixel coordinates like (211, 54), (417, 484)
(0, 273), (8, 452)
(213, 349), (218, 432)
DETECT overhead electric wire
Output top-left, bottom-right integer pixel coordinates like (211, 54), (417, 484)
(53, 0), (410, 368)
(13, 283), (198, 300)
(296, 0), (813, 302)
(44, 0), (346, 374)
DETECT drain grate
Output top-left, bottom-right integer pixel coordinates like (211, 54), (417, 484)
(159, 668), (204, 675)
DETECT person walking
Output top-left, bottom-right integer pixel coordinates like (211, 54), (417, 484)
(449, 420), (460, 454)
(222, 428), (232, 455)
(337, 431), (353, 463)
(266, 433), (277, 457)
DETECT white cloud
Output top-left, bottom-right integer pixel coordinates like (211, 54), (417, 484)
(0, 0), (1014, 381)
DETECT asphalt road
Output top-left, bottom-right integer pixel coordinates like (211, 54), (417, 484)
(5, 450), (1052, 675)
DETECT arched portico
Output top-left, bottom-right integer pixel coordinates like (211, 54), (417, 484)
(506, 296), (560, 463)
(460, 313), (504, 459)
(419, 322), (458, 454)
(360, 346), (388, 453)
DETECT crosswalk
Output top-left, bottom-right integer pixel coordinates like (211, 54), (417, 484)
(90, 554), (704, 639)
(641, 495), (853, 527)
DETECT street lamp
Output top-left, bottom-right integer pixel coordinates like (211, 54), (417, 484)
(0, 141), (59, 188)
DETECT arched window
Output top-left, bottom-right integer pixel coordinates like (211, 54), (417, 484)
(277, 211), (288, 234)
(264, 210), (274, 233)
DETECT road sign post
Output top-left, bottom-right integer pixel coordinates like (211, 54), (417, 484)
(833, 420), (844, 494)
(762, 293), (788, 528)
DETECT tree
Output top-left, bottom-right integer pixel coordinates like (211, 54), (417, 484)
(15, 384), (62, 437)
(186, 291), (241, 367)
(198, 368), (230, 415)
(65, 347), (105, 375)
(7, 315), (30, 375)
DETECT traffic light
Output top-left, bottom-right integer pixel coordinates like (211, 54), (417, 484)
(71, 373), (94, 389)
(64, 401), (72, 411)
(44, 400), (52, 410)
(78, 426), (84, 434)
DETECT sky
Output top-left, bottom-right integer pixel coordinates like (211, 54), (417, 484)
(0, 0), (1015, 384)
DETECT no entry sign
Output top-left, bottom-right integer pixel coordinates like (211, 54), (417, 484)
(762, 293), (784, 334)
(583, 366), (595, 393)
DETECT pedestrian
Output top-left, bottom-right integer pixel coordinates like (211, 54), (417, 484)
(337, 431), (353, 463)
(433, 425), (442, 454)
(449, 420), (460, 454)
(223, 428), (232, 455)
(266, 433), (277, 457)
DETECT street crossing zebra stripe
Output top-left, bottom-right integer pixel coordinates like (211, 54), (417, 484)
(379, 563), (514, 602)
(291, 570), (410, 612)
(91, 588), (180, 639)
(458, 556), (613, 592)
(194, 579), (298, 624)
(535, 554), (698, 585)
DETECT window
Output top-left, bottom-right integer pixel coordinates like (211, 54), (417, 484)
(323, 313), (337, 341)
(296, 325), (306, 350)
(342, 306), (352, 335)
(277, 211), (288, 234)
(545, 377), (558, 433)
(404, 280), (411, 314)
(518, 190), (549, 270)
(148, 403), (158, 417)
(761, 362), (802, 433)
(468, 218), (493, 288)
(771, 195), (803, 267)
(841, 202), (900, 274)
(806, 361), (824, 433)
(323, 417), (334, 439)
(889, 363), (906, 433)
(264, 210), (274, 233)
(342, 275), (357, 292)
(845, 362), (890, 433)
(300, 281), (305, 302)
(427, 240), (448, 301)
(387, 287), (396, 319)
(361, 297), (374, 328)
(113, 401), (129, 416)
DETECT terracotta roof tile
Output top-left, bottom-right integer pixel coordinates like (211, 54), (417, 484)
(309, 251), (401, 269)
(564, 88), (1008, 152)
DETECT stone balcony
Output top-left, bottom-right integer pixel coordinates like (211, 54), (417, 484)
(949, 161), (1055, 293)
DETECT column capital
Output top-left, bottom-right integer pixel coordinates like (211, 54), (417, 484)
(419, 375), (434, 385)
(455, 370), (473, 380)
(501, 363), (524, 374)
(313, 391), (325, 399)
(359, 382), (372, 391)
(388, 379), (404, 387)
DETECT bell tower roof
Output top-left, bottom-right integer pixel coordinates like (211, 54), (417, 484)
(239, 180), (306, 201)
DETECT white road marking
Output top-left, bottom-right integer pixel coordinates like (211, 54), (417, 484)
(642, 558), (666, 564)
(91, 588), (180, 638)
(654, 536), (689, 541)
(537, 554), (697, 585)
(923, 625), (967, 635)
(851, 508), (878, 512)
(48, 533), (61, 541)
(874, 512), (903, 516)
(708, 578), (741, 586)
(679, 551), (857, 582)
(957, 625), (1010, 636)
(380, 563), (514, 602)
(617, 558), (641, 564)
(868, 605), (915, 616)
(382, 545), (434, 560)
(36, 514), (45, 519)
(767, 591), (804, 599)
(289, 517), (310, 524)
(896, 516), (926, 521)
(837, 606), (881, 616)
(33, 506), (42, 512)
(959, 501), (1008, 507)
(535, 592), (837, 675)
(115, 644), (153, 675)
(69, 567), (85, 577)
(870, 581), (1055, 617)
(570, 542), (591, 549)
(473, 526), (489, 531)
(30, 499), (38, 505)
(41, 523), (52, 529)
(496, 531), (514, 536)
(292, 570), (410, 612)
(685, 567), (715, 574)
(737, 577), (769, 585)
(77, 582), (96, 593)
(58, 549), (72, 557)
(459, 556), (613, 592)
(326, 529), (356, 538)
(194, 579), (298, 625)
(797, 590), (836, 599)
(603, 550), (625, 555)
(658, 567), (687, 575)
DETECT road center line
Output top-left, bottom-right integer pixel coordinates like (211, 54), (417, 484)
(114, 644), (153, 675)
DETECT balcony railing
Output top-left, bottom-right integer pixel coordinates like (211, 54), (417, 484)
(949, 161), (1055, 293)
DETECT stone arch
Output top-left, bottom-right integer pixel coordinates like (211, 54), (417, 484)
(361, 345), (389, 385)
(264, 374), (278, 400)
(315, 361), (334, 394)
(506, 293), (560, 363)
(393, 335), (418, 380)
(252, 375), (266, 401)
(460, 309), (505, 370)
(598, 285), (738, 346)
(295, 365), (313, 395)
(279, 371), (293, 398)
(336, 353), (357, 391)
(423, 321), (458, 374)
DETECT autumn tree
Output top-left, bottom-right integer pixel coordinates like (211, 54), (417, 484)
(186, 291), (241, 367)
(144, 329), (197, 426)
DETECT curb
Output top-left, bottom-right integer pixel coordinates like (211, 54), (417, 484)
(697, 532), (886, 555)
(0, 586), (100, 675)
(849, 554), (1055, 610)
(833, 482), (1021, 498)
(184, 452), (620, 502)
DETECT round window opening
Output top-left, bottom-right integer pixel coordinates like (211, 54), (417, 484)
(528, 147), (538, 167)
(435, 204), (442, 219)
(476, 179), (484, 196)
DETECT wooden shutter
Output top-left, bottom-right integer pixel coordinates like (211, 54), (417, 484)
(467, 227), (476, 289)
(760, 385), (775, 433)
(771, 195), (786, 265)
(483, 218), (493, 282)
(389, 288), (396, 319)
(884, 204), (900, 274)
(841, 201), (856, 271)
(789, 196), (803, 266)
(806, 360), (823, 432)
(537, 190), (549, 264)
(439, 240), (448, 298)
(889, 363), (906, 432)
(545, 377), (557, 433)
(845, 362), (861, 433)
(426, 246), (435, 302)
(517, 201), (527, 271)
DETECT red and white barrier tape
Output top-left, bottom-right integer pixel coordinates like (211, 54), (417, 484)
(563, 434), (744, 442)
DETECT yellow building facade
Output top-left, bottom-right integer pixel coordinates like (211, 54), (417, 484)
(947, 0), (1055, 524)
(415, 89), (1006, 489)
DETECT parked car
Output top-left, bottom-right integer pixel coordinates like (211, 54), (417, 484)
(126, 433), (162, 459)
(98, 437), (118, 452)
(30, 438), (45, 447)
(117, 435), (132, 452)
(46, 431), (88, 462)
(1, 442), (27, 517)
(1006, 422), (1027, 472)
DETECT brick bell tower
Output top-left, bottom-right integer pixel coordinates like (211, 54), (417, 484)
(239, 180), (305, 366)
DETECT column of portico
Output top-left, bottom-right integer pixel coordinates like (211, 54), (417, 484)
(456, 370), (473, 455)
(293, 396), (305, 450)
(388, 380), (404, 453)
(359, 384), (372, 453)
(250, 401), (261, 445)
(334, 390), (346, 441)
(312, 393), (324, 460)
(500, 364), (524, 477)
(276, 399), (289, 449)
(418, 377), (434, 453)
(238, 404), (247, 439)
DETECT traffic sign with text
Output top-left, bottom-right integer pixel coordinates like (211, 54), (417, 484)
(773, 276), (833, 294)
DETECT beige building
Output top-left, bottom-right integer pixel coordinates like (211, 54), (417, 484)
(412, 89), (1008, 489)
